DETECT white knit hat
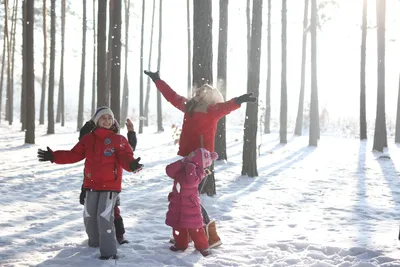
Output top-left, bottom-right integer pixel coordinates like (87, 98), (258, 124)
(92, 106), (115, 125)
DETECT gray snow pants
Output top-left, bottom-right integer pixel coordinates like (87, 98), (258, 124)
(83, 191), (118, 257)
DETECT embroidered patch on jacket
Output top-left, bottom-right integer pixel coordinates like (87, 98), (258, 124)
(104, 138), (112, 145)
(104, 147), (116, 157)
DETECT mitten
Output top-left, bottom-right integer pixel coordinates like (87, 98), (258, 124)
(79, 186), (86, 205)
(235, 92), (257, 105)
(37, 147), (54, 162)
(144, 70), (160, 83)
(130, 157), (143, 173)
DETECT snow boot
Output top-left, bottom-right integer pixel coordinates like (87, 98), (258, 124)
(169, 245), (186, 252)
(99, 255), (118, 260)
(117, 235), (129, 245)
(205, 220), (222, 249)
(199, 248), (212, 257)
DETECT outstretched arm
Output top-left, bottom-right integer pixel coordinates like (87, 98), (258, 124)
(144, 70), (188, 112)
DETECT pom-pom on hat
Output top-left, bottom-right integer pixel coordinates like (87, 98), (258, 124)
(92, 106), (114, 125)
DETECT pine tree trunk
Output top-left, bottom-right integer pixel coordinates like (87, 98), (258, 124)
(21, 0), (26, 130)
(91, 0), (96, 115)
(10, 0), (18, 124)
(105, 0), (113, 106)
(215, 0), (228, 161)
(186, 0), (191, 98)
(309, 0), (319, 146)
(4, 0), (13, 125)
(294, 0), (309, 136)
(110, 0), (121, 123)
(156, 0), (164, 132)
(193, 0), (214, 194)
(40, 0), (47, 125)
(77, 0), (87, 130)
(97, 0), (107, 107)
(264, 0), (271, 134)
(360, 0), (368, 140)
(139, 0), (145, 134)
(144, 0), (156, 127)
(280, 0), (287, 144)
(121, 0), (130, 125)
(47, 0), (56, 134)
(0, 26), (6, 122)
(24, 0), (35, 144)
(395, 74), (400, 143)
(373, 0), (387, 152)
(242, 0), (262, 177)
(56, 0), (65, 126)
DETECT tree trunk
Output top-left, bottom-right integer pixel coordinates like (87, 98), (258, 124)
(246, 0), (251, 66)
(193, 0), (214, 194)
(156, 0), (164, 132)
(215, 0), (228, 161)
(186, 0), (191, 98)
(24, 0), (35, 144)
(139, 0), (145, 134)
(10, 0), (18, 124)
(110, 0), (121, 123)
(395, 74), (400, 143)
(294, 0), (309, 136)
(280, 0), (287, 144)
(242, 0), (262, 177)
(97, 0), (107, 107)
(91, 0), (96, 115)
(4, 0), (13, 125)
(309, 0), (319, 146)
(105, 0), (113, 105)
(21, 0), (26, 130)
(264, 0), (271, 134)
(40, 0), (47, 125)
(360, 0), (368, 140)
(0, 22), (7, 122)
(144, 0), (156, 127)
(121, 0), (130, 125)
(77, 0), (87, 130)
(373, 0), (387, 151)
(56, 0), (65, 126)
(47, 0), (56, 134)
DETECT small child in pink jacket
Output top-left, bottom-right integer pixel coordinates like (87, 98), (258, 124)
(165, 148), (218, 257)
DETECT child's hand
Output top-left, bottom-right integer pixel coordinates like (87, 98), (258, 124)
(204, 168), (212, 175)
(130, 157), (143, 173)
(126, 118), (134, 132)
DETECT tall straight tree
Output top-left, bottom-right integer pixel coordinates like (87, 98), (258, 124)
(110, 0), (122, 123)
(264, 0), (272, 134)
(77, 0), (87, 130)
(144, 0), (156, 126)
(24, 0), (34, 144)
(97, 0), (107, 107)
(139, 0), (145, 134)
(47, 0), (56, 134)
(105, 0), (113, 105)
(121, 0), (130, 125)
(192, 0), (214, 195)
(39, 0), (47, 125)
(0, 26), (5, 122)
(91, 0), (96, 114)
(309, 0), (319, 146)
(186, 0), (191, 98)
(156, 0), (164, 132)
(242, 0), (262, 177)
(395, 74), (400, 143)
(56, 0), (65, 126)
(214, 0), (229, 161)
(4, 0), (12, 125)
(372, 0), (387, 151)
(360, 0), (367, 140)
(21, 0), (26, 130)
(280, 0), (287, 144)
(10, 0), (18, 125)
(294, 0), (309, 136)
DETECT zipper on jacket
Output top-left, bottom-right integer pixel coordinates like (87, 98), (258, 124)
(114, 163), (117, 181)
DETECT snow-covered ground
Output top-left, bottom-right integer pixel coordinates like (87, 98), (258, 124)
(1, 121), (400, 267)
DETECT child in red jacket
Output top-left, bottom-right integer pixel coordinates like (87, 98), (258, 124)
(144, 70), (256, 248)
(37, 107), (143, 260)
(78, 115), (137, 245)
(166, 148), (218, 256)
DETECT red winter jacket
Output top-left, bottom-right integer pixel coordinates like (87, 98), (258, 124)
(52, 127), (135, 192)
(155, 80), (241, 157)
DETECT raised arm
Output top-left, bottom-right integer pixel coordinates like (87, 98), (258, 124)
(207, 93), (257, 119)
(144, 70), (188, 112)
